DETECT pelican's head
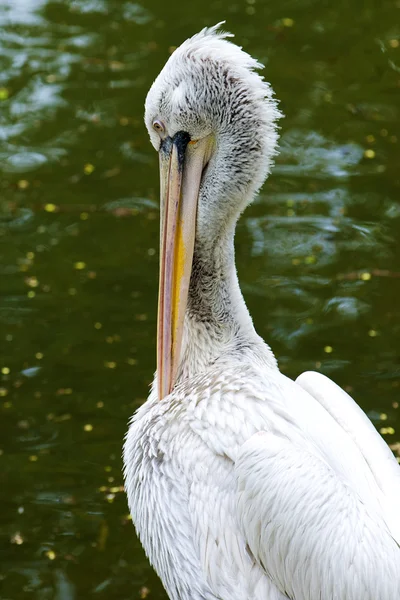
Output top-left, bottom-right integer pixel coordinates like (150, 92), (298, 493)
(145, 24), (282, 399)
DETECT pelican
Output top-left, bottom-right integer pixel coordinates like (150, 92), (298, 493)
(124, 25), (400, 600)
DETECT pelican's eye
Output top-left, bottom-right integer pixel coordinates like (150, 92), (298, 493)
(153, 120), (165, 134)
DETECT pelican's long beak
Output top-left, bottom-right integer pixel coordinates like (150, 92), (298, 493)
(157, 132), (211, 400)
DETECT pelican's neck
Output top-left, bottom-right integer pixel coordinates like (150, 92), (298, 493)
(176, 218), (274, 382)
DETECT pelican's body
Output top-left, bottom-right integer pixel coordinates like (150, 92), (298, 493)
(124, 26), (400, 600)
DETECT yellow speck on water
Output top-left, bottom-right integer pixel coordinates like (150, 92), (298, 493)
(26, 276), (39, 288)
(0, 87), (9, 100)
(380, 128), (388, 137)
(305, 255), (316, 264)
(380, 427), (395, 435)
(136, 314), (148, 321)
(35, 352), (44, 360)
(104, 361), (117, 369)
(287, 209), (295, 217)
(106, 336), (114, 344)
(365, 134), (375, 143)
(360, 272), (371, 281)
(140, 586), (151, 599)
(45, 550), (56, 560)
(18, 180), (29, 190)
(27, 290), (36, 298)
(380, 413), (388, 421)
(97, 401), (104, 408)
(105, 465), (112, 472)
(1, 367), (10, 375)
(44, 203), (57, 213)
(84, 163), (95, 175)
(68, 288), (77, 295)
(84, 424), (93, 432)
(106, 493), (115, 503)
(368, 329), (378, 337)
(324, 346), (333, 353)
(3, 401), (12, 408)
(74, 261), (86, 270)
(80, 212), (89, 220)
(26, 251), (35, 260)
(94, 322), (102, 329)
(127, 358), (137, 365)
(389, 39), (399, 48)
(282, 17), (295, 26)
(0, 388), (8, 397)
(11, 532), (24, 545)
(364, 149), (375, 159)
(29, 455), (38, 462)
(292, 258), (301, 266)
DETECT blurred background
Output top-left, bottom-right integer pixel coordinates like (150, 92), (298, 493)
(0, 0), (399, 598)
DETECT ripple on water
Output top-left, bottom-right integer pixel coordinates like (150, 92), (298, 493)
(69, 0), (110, 14)
(103, 197), (159, 213)
(275, 129), (365, 179)
(3, 151), (48, 172)
(123, 2), (152, 24)
(0, 0), (48, 26)
(323, 296), (370, 320)
(249, 185), (392, 266)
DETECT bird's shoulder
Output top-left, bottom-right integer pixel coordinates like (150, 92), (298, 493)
(127, 360), (302, 466)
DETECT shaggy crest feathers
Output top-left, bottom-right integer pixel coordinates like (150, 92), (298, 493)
(175, 23), (264, 80)
(145, 24), (283, 229)
(145, 23), (282, 149)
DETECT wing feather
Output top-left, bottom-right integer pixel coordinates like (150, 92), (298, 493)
(236, 431), (400, 600)
(296, 371), (400, 542)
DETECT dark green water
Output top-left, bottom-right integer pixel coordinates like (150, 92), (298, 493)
(1, 0), (399, 598)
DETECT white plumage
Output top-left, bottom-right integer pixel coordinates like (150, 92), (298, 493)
(124, 25), (400, 600)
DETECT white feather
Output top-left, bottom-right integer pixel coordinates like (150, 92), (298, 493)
(236, 429), (400, 600)
(296, 371), (400, 542)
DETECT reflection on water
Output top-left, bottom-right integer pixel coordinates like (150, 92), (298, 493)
(0, 0), (399, 597)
